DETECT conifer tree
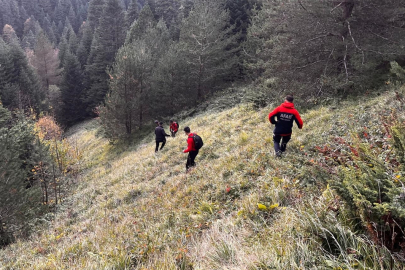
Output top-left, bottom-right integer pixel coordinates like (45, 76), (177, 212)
(154, 0), (180, 29)
(0, 106), (41, 247)
(21, 30), (36, 49)
(151, 42), (185, 115)
(2, 24), (18, 44)
(178, 0), (237, 102)
(68, 6), (78, 32)
(51, 21), (59, 42)
(125, 3), (155, 43)
(76, 23), (93, 66)
(125, 0), (139, 29)
(31, 32), (61, 90)
(18, 6), (29, 36)
(42, 16), (56, 44)
(1, 31), (44, 112)
(100, 39), (153, 137)
(76, 0), (105, 66)
(58, 36), (68, 65)
(245, 0), (405, 97)
(59, 52), (86, 126)
(85, 0), (126, 109)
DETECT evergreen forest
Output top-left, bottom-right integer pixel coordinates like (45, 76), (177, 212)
(1, 0), (405, 269)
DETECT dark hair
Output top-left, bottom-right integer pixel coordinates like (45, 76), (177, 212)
(169, 119), (173, 123)
(184, 126), (190, 133)
(159, 121), (163, 126)
(286, 95), (294, 102)
(154, 120), (159, 123)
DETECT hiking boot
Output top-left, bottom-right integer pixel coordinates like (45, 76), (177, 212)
(275, 150), (282, 157)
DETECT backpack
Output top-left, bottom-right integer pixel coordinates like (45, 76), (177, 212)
(193, 134), (204, 150)
(175, 122), (179, 130)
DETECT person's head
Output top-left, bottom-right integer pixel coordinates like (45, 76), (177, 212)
(154, 120), (159, 126)
(159, 121), (163, 126)
(184, 126), (190, 134)
(285, 95), (294, 103)
(169, 119), (173, 124)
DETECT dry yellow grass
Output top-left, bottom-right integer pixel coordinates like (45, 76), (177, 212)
(0, 91), (402, 269)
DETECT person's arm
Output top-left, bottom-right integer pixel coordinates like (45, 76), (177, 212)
(294, 111), (303, 129)
(163, 129), (170, 137)
(183, 137), (193, 153)
(268, 107), (279, 124)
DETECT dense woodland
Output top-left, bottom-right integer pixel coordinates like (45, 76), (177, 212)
(1, 0), (405, 264)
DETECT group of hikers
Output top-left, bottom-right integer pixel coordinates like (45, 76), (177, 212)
(154, 95), (303, 171)
(154, 119), (202, 171)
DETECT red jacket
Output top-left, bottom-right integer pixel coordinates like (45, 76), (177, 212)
(170, 122), (179, 132)
(183, 133), (196, 153)
(268, 101), (303, 135)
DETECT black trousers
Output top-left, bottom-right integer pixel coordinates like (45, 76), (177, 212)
(155, 139), (166, 152)
(171, 131), (177, 137)
(186, 150), (199, 170)
(273, 134), (291, 153)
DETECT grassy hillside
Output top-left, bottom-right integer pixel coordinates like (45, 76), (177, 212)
(1, 88), (405, 269)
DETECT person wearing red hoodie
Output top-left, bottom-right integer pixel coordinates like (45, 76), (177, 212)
(268, 95), (303, 157)
(169, 119), (179, 137)
(183, 126), (199, 171)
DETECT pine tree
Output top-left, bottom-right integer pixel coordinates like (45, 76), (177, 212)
(0, 37), (13, 99)
(31, 32), (61, 90)
(86, 0), (105, 28)
(178, 0), (237, 102)
(154, 0), (180, 29)
(1, 29), (44, 112)
(0, 106), (38, 247)
(59, 52), (86, 126)
(21, 30), (36, 49)
(85, 0), (126, 110)
(76, 22), (93, 66)
(245, 0), (405, 98)
(100, 39), (153, 138)
(76, 0), (105, 66)
(42, 16), (56, 44)
(125, 0), (139, 29)
(67, 6), (78, 32)
(2, 24), (19, 44)
(58, 36), (68, 65)
(51, 21), (59, 43)
(151, 42), (186, 116)
(18, 6), (29, 36)
(125, 3), (155, 43)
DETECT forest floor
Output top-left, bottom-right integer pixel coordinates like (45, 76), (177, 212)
(1, 86), (405, 269)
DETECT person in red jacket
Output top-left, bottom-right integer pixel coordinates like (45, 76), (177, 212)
(268, 95), (303, 157)
(183, 126), (199, 171)
(169, 119), (179, 137)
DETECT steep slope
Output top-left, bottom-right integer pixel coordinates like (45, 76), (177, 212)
(1, 90), (404, 269)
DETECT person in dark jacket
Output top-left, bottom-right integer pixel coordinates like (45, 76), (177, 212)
(268, 95), (303, 157)
(183, 126), (198, 171)
(155, 122), (170, 152)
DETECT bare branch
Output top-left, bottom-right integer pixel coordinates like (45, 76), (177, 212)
(342, 36), (349, 82)
(298, 0), (307, 11)
(296, 60), (326, 70)
(330, 2), (344, 13)
(323, 49), (335, 76)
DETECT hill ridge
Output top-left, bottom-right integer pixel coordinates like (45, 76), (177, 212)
(1, 90), (403, 269)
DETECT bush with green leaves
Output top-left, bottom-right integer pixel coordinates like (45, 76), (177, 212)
(325, 106), (405, 253)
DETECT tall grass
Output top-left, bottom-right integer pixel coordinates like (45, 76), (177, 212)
(0, 89), (404, 269)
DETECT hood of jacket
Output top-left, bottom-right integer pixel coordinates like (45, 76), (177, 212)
(281, 101), (295, 109)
